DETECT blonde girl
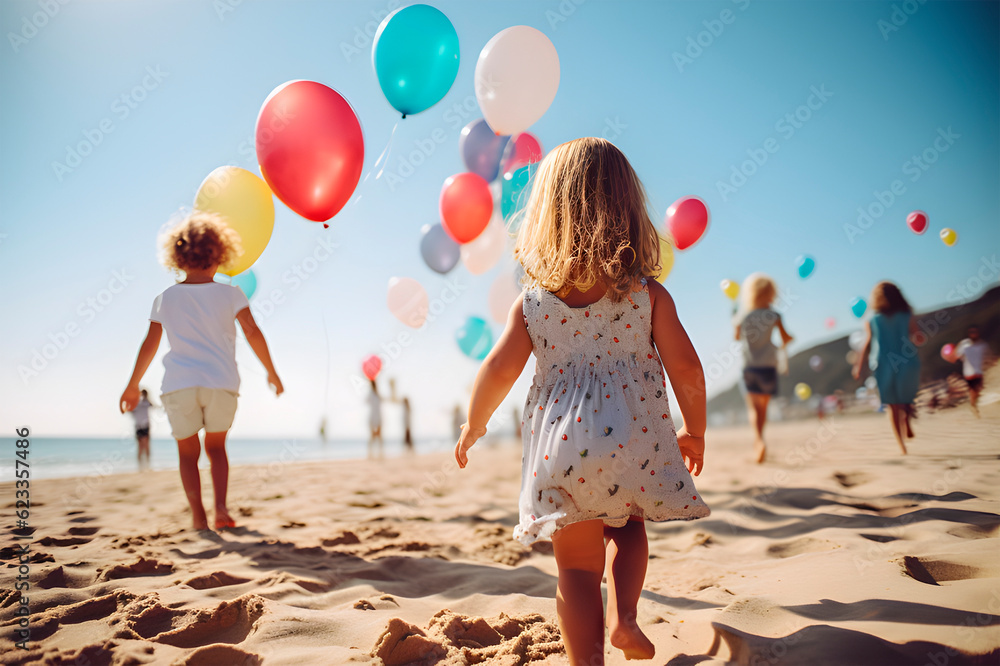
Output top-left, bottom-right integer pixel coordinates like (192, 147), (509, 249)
(120, 211), (283, 530)
(734, 273), (794, 463)
(454, 138), (709, 664)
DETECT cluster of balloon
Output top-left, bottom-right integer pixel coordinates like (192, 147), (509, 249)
(809, 355), (823, 372)
(940, 343), (958, 363)
(475, 26), (560, 136)
(850, 297), (867, 319)
(461, 218), (506, 275)
(420, 223), (461, 274)
(387, 277), (429, 328)
(230, 270), (257, 300)
(489, 269), (522, 323)
(440, 173), (493, 244)
(720, 279), (739, 300)
(796, 255), (815, 279)
(654, 236), (675, 283)
(372, 4), (460, 118)
(256, 80), (364, 224)
(456, 316), (493, 360)
(906, 210), (928, 234)
(666, 196), (709, 251)
(362, 354), (382, 381)
(195, 166), (275, 276)
(794, 383), (812, 401)
(939, 228), (958, 247)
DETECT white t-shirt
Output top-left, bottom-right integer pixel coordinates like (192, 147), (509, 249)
(132, 397), (151, 428)
(367, 391), (382, 430)
(150, 283), (250, 394)
(956, 338), (988, 378)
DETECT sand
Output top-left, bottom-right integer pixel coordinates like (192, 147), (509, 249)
(3, 385), (1000, 665)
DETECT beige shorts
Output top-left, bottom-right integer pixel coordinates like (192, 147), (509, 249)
(161, 387), (238, 440)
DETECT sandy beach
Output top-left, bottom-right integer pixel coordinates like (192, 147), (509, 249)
(4, 389), (1000, 665)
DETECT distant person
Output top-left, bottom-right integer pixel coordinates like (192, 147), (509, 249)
(454, 138), (708, 663)
(733, 273), (794, 463)
(367, 379), (384, 457)
(402, 396), (414, 451)
(852, 281), (919, 454)
(120, 211), (284, 531)
(954, 325), (990, 417)
(131, 389), (154, 470)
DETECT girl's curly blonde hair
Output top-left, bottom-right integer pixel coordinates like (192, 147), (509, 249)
(159, 210), (243, 276)
(513, 137), (661, 301)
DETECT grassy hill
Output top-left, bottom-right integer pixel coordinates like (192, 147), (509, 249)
(707, 285), (1000, 422)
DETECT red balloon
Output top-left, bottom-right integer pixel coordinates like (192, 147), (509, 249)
(256, 80), (364, 222)
(666, 196), (709, 250)
(440, 173), (493, 244)
(907, 210), (928, 235)
(362, 354), (382, 381)
(501, 133), (543, 176)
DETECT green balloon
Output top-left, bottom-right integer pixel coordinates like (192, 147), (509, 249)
(501, 163), (537, 230)
(372, 5), (460, 117)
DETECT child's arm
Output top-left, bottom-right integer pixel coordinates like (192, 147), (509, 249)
(648, 281), (706, 476)
(776, 315), (794, 346)
(851, 321), (872, 380)
(455, 294), (532, 468)
(236, 307), (284, 395)
(120, 322), (162, 413)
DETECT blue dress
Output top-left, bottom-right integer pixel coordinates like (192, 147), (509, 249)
(869, 313), (921, 404)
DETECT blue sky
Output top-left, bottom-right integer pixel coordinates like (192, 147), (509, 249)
(1, 0), (997, 439)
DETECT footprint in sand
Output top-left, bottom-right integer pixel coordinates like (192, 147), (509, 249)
(120, 593), (266, 648)
(183, 571), (252, 590)
(37, 536), (92, 547)
(900, 555), (1000, 585)
(766, 537), (840, 559)
(833, 471), (870, 488)
(96, 556), (173, 582)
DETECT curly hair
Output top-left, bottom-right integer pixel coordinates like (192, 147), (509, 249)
(870, 281), (912, 315)
(159, 210), (243, 276)
(513, 137), (661, 302)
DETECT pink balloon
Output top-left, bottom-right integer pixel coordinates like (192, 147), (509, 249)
(362, 354), (382, 381)
(440, 173), (493, 244)
(825, 317), (836, 330)
(256, 80), (365, 222)
(907, 210), (928, 235)
(666, 196), (709, 251)
(940, 344), (957, 362)
(501, 133), (543, 176)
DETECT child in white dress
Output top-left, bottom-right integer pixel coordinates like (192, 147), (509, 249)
(455, 138), (708, 664)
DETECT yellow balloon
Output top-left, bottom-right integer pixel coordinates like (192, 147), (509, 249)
(655, 236), (675, 283)
(195, 166), (275, 276)
(720, 279), (739, 300)
(939, 228), (958, 247)
(795, 382), (812, 401)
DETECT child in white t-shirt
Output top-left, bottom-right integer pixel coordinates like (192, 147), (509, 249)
(120, 211), (283, 530)
(954, 325), (991, 417)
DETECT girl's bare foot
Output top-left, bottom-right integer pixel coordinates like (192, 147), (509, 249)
(609, 618), (655, 660)
(191, 507), (209, 531)
(214, 508), (236, 530)
(754, 438), (767, 464)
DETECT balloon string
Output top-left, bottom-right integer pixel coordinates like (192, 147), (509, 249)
(343, 120), (400, 212)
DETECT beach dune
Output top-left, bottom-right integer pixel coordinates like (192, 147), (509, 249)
(3, 386), (999, 665)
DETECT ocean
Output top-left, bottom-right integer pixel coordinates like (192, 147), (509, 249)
(0, 435), (454, 481)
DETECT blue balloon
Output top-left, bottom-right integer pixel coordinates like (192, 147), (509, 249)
(456, 316), (493, 360)
(501, 162), (537, 229)
(420, 223), (460, 274)
(851, 297), (867, 318)
(796, 255), (815, 279)
(372, 5), (460, 117)
(230, 269), (257, 300)
(460, 119), (510, 182)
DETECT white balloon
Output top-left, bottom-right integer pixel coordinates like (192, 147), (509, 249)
(475, 26), (560, 136)
(387, 277), (429, 328)
(848, 330), (867, 351)
(489, 269), (523, 323)
(461, 216), (508, 275)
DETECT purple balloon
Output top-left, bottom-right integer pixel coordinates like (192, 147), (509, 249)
(459, 119), (510, 182)
(420, 223), (461, 274)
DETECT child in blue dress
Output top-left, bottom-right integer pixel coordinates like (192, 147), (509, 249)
(454, 138), (709, 664)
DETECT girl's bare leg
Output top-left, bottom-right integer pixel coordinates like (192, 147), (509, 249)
(605, 517), (655, 660)
(204, 431), (234, 527)
(552, 520), (607, 665)
(888, 406), (908, 454)
(747, 393), (769, 463)
(177, 434), (209, 530)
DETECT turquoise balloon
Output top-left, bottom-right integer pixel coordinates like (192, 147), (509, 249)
(231, 269), (257, 300)
(796, 255), (815, 279)
(850, 297), (867, 318)
(456, 316), (493, 360)
(501, 163), (537, 229)
(372, 5), (460, 118)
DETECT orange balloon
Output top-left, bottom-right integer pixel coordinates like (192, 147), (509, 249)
(440, 172), (493, 244)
